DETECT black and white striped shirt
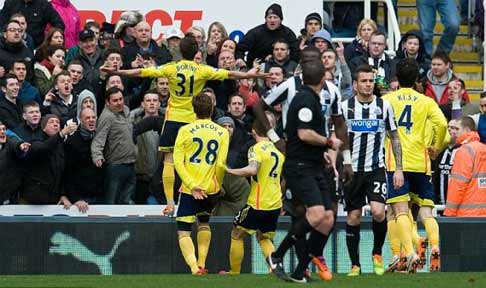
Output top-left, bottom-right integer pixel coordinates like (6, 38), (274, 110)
(264, 75), (342, 136)
(341, 96), (397, 172)
(436, 146), (458, 204)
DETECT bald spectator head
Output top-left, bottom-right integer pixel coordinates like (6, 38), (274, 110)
(135, 21), (152, 47)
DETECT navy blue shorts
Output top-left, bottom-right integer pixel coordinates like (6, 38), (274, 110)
(176, 192), (219, 224)
(159, 120), (187, 152)
(233, 205), (280, 236)
(386, 171), (435, 207)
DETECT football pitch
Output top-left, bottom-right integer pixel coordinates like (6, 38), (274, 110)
(0, 273), (485, 288)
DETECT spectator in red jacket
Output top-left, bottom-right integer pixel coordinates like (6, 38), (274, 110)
(424, 50), (469, 105)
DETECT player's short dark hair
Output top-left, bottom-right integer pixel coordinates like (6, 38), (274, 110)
(272, 39), (289, 49)
(267, 63), (286, 76)
(180, 34), (199, 60)
(4, 19), (20, 32)
(45, 45), (65, 59)
(143, 88), (162, 100)
(396, 58), (419, 88)
(12, 59), (28, 68)
(192, 92), (213, 119)
(1, 73), (18, 87)
(354, 64), (374, 81)
(370, 30), (387, 40)
(23, 101), (40, 112)
(103, 48), (123, 61)
(459, 116), (477, 131)
(432, 50), (451, 64)
(301, 59), (325, 85)
(229, 93), (246, 105)
(53, 70), (71, 85)
(106, 87), (124, 101)
(67, 60), (83, 69)
(252, 119), (267, 137)
(300, 46), (321, 64)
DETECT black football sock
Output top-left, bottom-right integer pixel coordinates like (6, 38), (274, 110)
(372, 218), (387, 255)
(346, 224), (361, 267)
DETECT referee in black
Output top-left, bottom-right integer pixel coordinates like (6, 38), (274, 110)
(266, 59), (341, 283)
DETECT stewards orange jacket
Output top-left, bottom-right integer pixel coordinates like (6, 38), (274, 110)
(445, 131), (486, 217)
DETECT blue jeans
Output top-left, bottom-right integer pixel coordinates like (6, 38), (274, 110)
(417, 0), (460, 56)
(104, 163), (136, 204)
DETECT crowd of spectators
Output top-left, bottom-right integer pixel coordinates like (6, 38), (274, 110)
(0, 0), (484, 216)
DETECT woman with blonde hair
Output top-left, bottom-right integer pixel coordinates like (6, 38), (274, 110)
(343, 18), (377, 63)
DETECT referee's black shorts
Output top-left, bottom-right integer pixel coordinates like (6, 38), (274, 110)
(284, 161), (333, 211)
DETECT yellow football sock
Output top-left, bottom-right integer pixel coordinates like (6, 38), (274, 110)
(163, 161), (175, 204)
(258, 238), (275, 258)
(423, 217), (440, 249)
(179, 235), (199, 274)
(230, 237), (244, 274)
(408, 211), (419, 247)
(396, 213), (414, 256)
(197, 226), (211, 268)
(387, 219), (401, 256)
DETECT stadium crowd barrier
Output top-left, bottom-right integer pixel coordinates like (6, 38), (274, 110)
(0, 206), (484, 274)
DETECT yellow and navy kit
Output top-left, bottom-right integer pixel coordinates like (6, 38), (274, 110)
(383, 88), (448, 173)
(173, 119), (229, 195)
(141, 60), (230, 123)
(247, 140), (285, 210)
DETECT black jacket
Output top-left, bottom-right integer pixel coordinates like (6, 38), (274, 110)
(395, 30), (431, 80)
(47, 95), (78, 125)
(72, 47), (104, 88)
(21, 133), (65, 204)
(64, 129), (104, 203)
(12, 122), (44, 142)
(121, 40), (172, 108)
(0, 38), (35, 82)
(236, 23), (299, 67)
(344, 38), (368, 64)
(72, 78), (94, 99)
(348, 54), (397, 83)
(0, 96), (22, 130)
(0, 137), (24, 203)
(0, 0), (65, 48)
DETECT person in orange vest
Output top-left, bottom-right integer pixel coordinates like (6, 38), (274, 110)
(444, 116), (486, 217)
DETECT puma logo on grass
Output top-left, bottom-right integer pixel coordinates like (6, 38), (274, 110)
(49, 231), (130, 275)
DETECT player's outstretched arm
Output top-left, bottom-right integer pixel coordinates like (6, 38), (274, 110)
(227, 161), (259, 177)
(228, 69), (268, 80)
(253, 100), (285, 153)
(100, 64), (143, 78)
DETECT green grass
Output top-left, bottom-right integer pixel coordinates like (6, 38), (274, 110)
(0, 273), (485, 288)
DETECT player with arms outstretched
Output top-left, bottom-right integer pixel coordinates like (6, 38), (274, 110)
(104, 35), (265, 216)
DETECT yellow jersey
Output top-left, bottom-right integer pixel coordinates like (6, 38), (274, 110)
(173, 119), (229, 195)
(141, 60), (230, 123)
(383, 88), (448, 173)
(247, 141), (284, 210)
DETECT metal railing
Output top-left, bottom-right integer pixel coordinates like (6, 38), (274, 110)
(328, 0), (401, 53)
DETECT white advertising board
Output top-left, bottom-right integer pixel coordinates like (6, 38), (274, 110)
(0, 0), (323, 41)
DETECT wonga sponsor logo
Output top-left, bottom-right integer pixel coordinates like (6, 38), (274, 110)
(349, 119), (380, 133)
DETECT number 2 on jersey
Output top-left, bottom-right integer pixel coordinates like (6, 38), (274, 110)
(189, 137), (219, 165)
(175, 73), (195, 96)
(269, 152), (279, 178)
(398, 104), (413, 133)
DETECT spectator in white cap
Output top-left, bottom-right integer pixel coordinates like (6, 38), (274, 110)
(165, 26), (184, 61)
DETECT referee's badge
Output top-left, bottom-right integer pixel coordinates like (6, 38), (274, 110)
(298, 108), (313, 123)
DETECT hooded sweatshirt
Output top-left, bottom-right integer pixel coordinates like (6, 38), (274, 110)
(310, 29), (333, 50)
(395, 30), (431, 79)
(424, 69), (470, 105)
(76, 89), (97, 123)
(50, 0), (81, 49)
